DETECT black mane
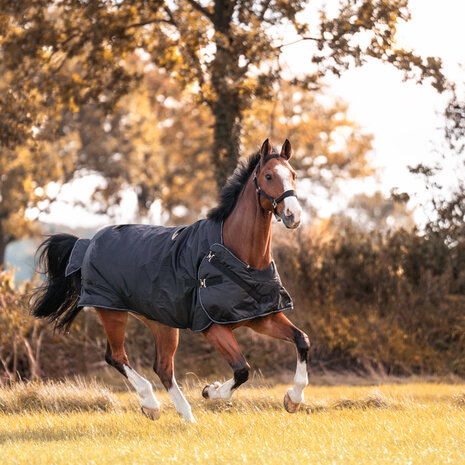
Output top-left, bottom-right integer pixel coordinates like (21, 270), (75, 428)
(207, 152), (261, 222)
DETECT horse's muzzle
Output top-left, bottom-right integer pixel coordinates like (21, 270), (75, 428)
(282, 213), (301, 229)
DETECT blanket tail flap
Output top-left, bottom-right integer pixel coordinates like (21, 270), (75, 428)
(65, 239), (91, 277)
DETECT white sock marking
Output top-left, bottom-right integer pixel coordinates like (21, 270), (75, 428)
(207, 378), (236, 400)
(168, 376), (195, 422)
(287, 359), (308, 404)
(124, 365), (160, 410)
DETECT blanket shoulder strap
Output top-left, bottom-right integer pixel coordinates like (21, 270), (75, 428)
(208, 254), (262, 302)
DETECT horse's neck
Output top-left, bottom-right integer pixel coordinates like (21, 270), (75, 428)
(223, 176), (273, 270)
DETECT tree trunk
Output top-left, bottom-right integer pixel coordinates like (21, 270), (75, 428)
(212, 98), (242, 190)
(0, 233), (7, 266)
(210, 0), (243, 191)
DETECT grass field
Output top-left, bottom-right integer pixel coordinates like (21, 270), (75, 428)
(1, 379), (465, 464)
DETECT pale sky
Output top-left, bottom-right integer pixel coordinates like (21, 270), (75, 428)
(37, 0), (465, 228)
(281, 0), (464, 224)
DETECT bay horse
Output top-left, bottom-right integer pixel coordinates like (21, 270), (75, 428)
(31, 139), (310, 422)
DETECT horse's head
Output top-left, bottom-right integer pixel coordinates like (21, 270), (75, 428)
(254, 139), (302, 229)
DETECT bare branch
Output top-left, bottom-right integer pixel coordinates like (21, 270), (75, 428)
(0, 354), (14, 382)
(163, 5), (176, 24)
(276, 36), (320, 49)
(125, 17), (175, 29)
(185, 0), (214, 22)
(163, 5), (207, 100)
(259, 0), (272, 21)
(23, 337), (39, 379)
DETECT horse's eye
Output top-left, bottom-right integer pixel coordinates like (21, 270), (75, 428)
(265, 174), (272, 181)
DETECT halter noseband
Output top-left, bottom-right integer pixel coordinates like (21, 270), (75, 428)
(253, 155), (297, 221)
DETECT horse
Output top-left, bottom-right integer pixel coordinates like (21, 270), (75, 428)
(30, 139), (310, 422)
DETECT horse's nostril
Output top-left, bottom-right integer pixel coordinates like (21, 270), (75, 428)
(286, 213), (294, 223)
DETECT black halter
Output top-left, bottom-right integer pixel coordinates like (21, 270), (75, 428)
(253, 155), (297, 221)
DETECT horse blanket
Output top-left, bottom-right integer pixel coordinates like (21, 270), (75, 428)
(65, 219), (293, 332)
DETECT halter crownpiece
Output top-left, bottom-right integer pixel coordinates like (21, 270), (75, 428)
(253, 159), (297, 221)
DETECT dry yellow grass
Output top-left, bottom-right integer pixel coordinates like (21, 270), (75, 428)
(0, 378), (119, 414)
(1, 379), (465, 464)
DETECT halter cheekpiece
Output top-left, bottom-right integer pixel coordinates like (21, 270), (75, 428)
(253, 154), (297, 221)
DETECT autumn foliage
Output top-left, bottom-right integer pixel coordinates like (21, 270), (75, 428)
(0, 1), (462, 382)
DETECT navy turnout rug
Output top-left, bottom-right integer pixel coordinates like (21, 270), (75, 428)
(65, 219), (293, 332)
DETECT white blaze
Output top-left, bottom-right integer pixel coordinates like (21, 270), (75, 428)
(275, 165), (302, 223)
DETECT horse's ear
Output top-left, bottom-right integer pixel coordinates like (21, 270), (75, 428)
(280, 139), (292, 160)
(260, 139), (272, 160)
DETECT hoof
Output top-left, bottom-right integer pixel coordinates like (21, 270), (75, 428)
(284, 392), (300, 413)
(141, 406), (161, 421)
(202, 384), (210, 399)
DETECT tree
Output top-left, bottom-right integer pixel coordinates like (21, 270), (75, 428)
(1, 1), (447, 188)
(0, 1), (449, 264)
(39, 69), (376, 224)
(445, 91), (465, 155)
(408, 90), (465, 292)
(0, 61), (216, 263)
(409, 91), (465, 244)
(0, 56), (375, 264)
(0, 144), (67, 264)
(47, 64), (216, 224)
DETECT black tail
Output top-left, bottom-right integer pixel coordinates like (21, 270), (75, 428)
(30, 234), (82, 332)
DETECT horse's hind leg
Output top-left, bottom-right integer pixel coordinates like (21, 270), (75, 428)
(95, 308), (161, 420)
(136, 316), (194, 422)
(202, 324), (250, 401)
(246, 313), (310, 413)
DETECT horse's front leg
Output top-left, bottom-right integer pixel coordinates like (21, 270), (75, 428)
(246, 312), (310, 413)
(202, 324), (250, 400)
